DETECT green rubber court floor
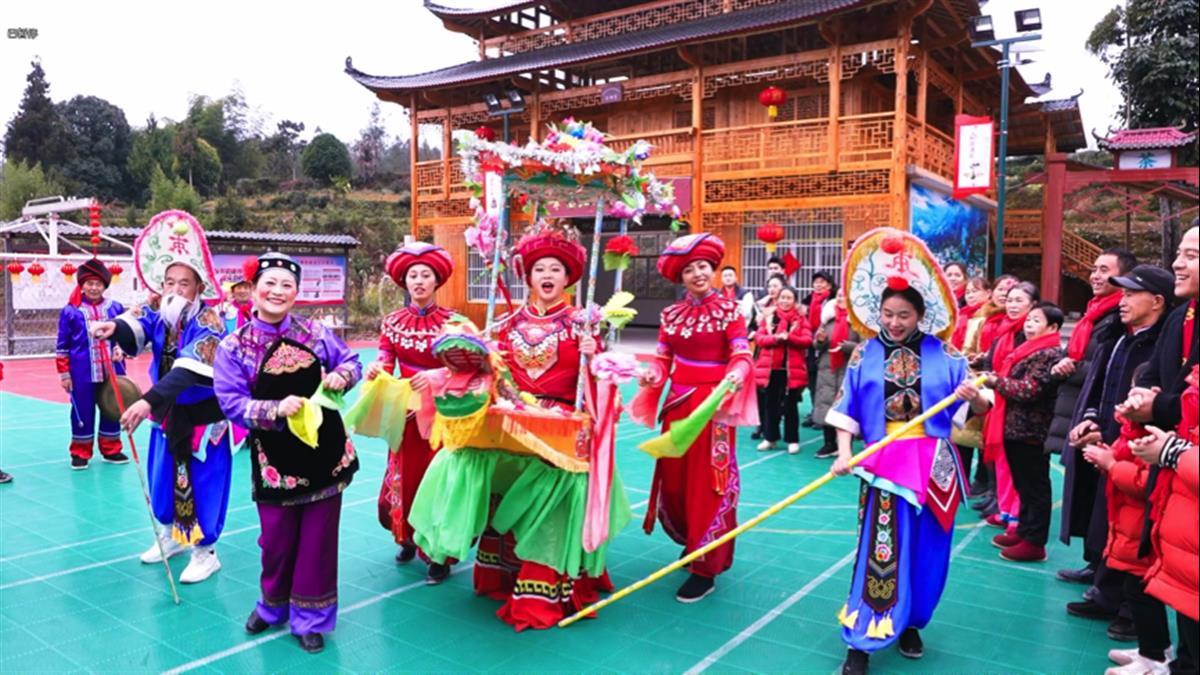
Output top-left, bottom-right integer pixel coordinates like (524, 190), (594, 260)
(1, 348), (1128, 673)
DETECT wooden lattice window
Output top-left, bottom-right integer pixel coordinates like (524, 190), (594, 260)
(672, 106), (716, 129)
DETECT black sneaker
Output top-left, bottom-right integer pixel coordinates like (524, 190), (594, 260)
(245, 610), (271, 635)
(296, 633), (324, 654)
(750, 431), (763, 440)
(395, 544), (417, 564)
(898, 627), (924, 659)
(70, 456), (89, 470)
(675, 573), (715, 603)
(1106, 616), (1137, 642)
(1066, 599), (1117, 620)
(1055, 566), (1095, 585)
(815, 445), (839, 459)
(841, 649), (869, 675)
(101, 452), (130, 465)
(0, 470), (12, 484)
(426, 562), (451, 585)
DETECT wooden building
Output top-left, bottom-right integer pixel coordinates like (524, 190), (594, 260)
(347, 0), (1085, 325)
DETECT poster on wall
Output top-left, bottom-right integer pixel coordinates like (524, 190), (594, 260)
(909, 183), (990, 277)
(211, 253), (346, 305)
(10, 257), (141, 310)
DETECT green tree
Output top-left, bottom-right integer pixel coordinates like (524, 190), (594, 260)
(3, 60), (74, 173)
(57, 95), (134, 201)
(0, 159), (66, 220)
(148, 164), (201, 215)
(172, 125), (222, 196)
(352, 103), (388, 183)
(262, 119), (305, 182)
(127, 116), (177, 200)
(1087, 0), (1199, 133)
(301, 133), (352, 186)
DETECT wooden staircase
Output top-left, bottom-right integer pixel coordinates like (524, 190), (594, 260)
(1003, 209), (1100, 281)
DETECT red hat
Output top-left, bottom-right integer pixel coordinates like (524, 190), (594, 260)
(512, 231), (587, 286)
(656, 233), (725, 283)
(70, 258), (113, 306)
(385, 242), (454, 289)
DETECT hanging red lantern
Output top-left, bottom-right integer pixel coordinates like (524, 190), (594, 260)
(758, 86), (787, 119)
(89, 202), (102, 254)
(60, 262), (77, 282)
(107, 262), (123, 284)
(756, 222), (785, 253)
(475, 126), (497, 142)
(7, 261), (25, 282)
(27, 261), (45, 283)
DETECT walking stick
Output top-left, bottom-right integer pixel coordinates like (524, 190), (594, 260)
(97, 338), (182, 605)
(558, 374), (987, 628)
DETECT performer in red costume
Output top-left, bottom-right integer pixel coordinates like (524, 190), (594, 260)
(482, 225), (612, 629)
(366, 242), (459, 583)
(631, 233), (758, 603)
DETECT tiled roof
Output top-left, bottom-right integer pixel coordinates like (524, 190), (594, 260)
(348, 0), (871, 95)
(424, 0), (538, 17)
(1097, 127), (1198, 151)
(1, 222), (360, 247)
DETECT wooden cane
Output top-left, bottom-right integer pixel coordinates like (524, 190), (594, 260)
(558, 374), (987, 628)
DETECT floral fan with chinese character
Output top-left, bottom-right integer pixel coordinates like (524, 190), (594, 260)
(842, 227), (957, 342)
(133, 210), (223, 302)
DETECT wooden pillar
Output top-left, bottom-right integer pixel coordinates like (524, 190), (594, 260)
(410, 95), (420, 238)
(442, 108), (452, 201)
(916, 46), (928, 167)
(531, 88), (541, 142)
(691, 67), (704, 229)
(1042, 152), (1067, 304)
(890, 23), (911, 230)
(828, 32), (842, 171)
(953, 53), (964, 115)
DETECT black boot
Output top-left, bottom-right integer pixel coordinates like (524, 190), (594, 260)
(898, 627), (924, 659)
(245, 610), (270, 635)
(426, 561), (451, 585)
(395, 543), (417, 564)
(296, 633), (324, 654)
(841, 649), (869, 675)
(675, 573), (715, 603)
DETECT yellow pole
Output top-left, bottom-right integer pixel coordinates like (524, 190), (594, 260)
(558, 374), (987, 628)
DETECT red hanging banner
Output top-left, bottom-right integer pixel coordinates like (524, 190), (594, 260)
(952, 114), (995, 200)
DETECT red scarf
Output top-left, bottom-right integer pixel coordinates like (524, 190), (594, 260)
(829, 305), (851, 370)
(954, 284), (966, 305)
(1066, 292), (1121, 361)
(808, 290), (830, 331)
(978, 308), (1006, 353)
(989, 311), (1028, 370)
(982, 330), (1062, 461)
(952, 301), (985, 350)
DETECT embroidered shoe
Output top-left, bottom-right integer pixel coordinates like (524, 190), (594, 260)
(140, 533), (186, 564)
(426, 562), (451, 585)
(395, 544), (417, 564)
(999, 540), (1047, 563)
(179, 546), (221, 583)
(100, 452), (130, 464)
(1104, 653), (1170, 675)
(786, 443), (801, 455)
(841, 649), (869, 675)
(992, 529), (1022, 549)
(296, 633), (324, 654)
(898, 627), (924, 659)
(756, 440), (777, 452)
(70, 456), (89, 470)
(675, 573), (715, 603)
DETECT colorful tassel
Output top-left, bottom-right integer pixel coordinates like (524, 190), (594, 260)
(171, 521), (204, 546)
(838, 604), (859, 629)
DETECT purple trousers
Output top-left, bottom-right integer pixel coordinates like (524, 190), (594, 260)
(254, 493), (342, 636)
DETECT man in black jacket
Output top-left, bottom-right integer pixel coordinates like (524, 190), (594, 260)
(1050, 249), (1135, 586)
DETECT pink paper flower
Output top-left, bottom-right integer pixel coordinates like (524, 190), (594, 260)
(591, 352), (639, 383)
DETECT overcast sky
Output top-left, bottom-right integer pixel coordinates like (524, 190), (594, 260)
(1, 0), (1124, 150)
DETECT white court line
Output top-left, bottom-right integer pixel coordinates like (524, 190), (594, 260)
(684, 551), (857, 675)
(958, 553), (1057, 576)
(0, 458), (72, 470)
(163, 563), (476, 674)
(0, 496), (377, 588)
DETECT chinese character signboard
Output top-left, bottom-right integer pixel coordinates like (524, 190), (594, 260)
(953, 114), (994, 200)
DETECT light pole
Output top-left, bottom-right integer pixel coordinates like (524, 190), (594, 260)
(482, 89), (526, 143)
(969, 8), (1042, 276)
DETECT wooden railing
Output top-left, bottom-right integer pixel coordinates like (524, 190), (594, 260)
(905, 116), (954, 181)
(839, 113), (894, 166)
(702, 118), (829, 173)
(607, 128), (694, 165)
(1003, 208), (1102, 281)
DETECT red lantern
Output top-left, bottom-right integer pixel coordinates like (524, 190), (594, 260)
(60, 262), (77, 282)
(27, 261), (45, 283)
(107, 262), (123, 284)
(7, 261), (25, 282)
(475, 126), (497, 142)
(756, 222), (785, 253)
(758, 86), (786, 119)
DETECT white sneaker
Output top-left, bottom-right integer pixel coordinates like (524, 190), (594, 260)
(140, 533), (187, 564)
(757, 440), (777, 451)
(1110, 647), (1173, 666)
(786, 443), (801, 454)
(179, 546), (221, 584)
(1105, 654), (1170, 675)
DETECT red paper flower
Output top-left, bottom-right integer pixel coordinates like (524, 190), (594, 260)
(475, 126), (496, 142)
(605, 235), (639, 257)
(880, 235), (905, 255)
(886, 275), (910, 291)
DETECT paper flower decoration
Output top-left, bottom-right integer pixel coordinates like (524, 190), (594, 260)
(603, 235), (639, 272)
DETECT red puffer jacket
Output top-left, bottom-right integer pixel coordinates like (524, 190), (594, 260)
(753, 307), (813, 390)
(1102, 423), (1154, 575)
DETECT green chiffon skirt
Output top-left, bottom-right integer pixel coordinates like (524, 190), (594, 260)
(409, 448), (631, 577)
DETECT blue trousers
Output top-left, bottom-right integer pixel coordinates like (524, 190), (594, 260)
(146, 426), (232, 547)
(840, 485), (953, 653)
